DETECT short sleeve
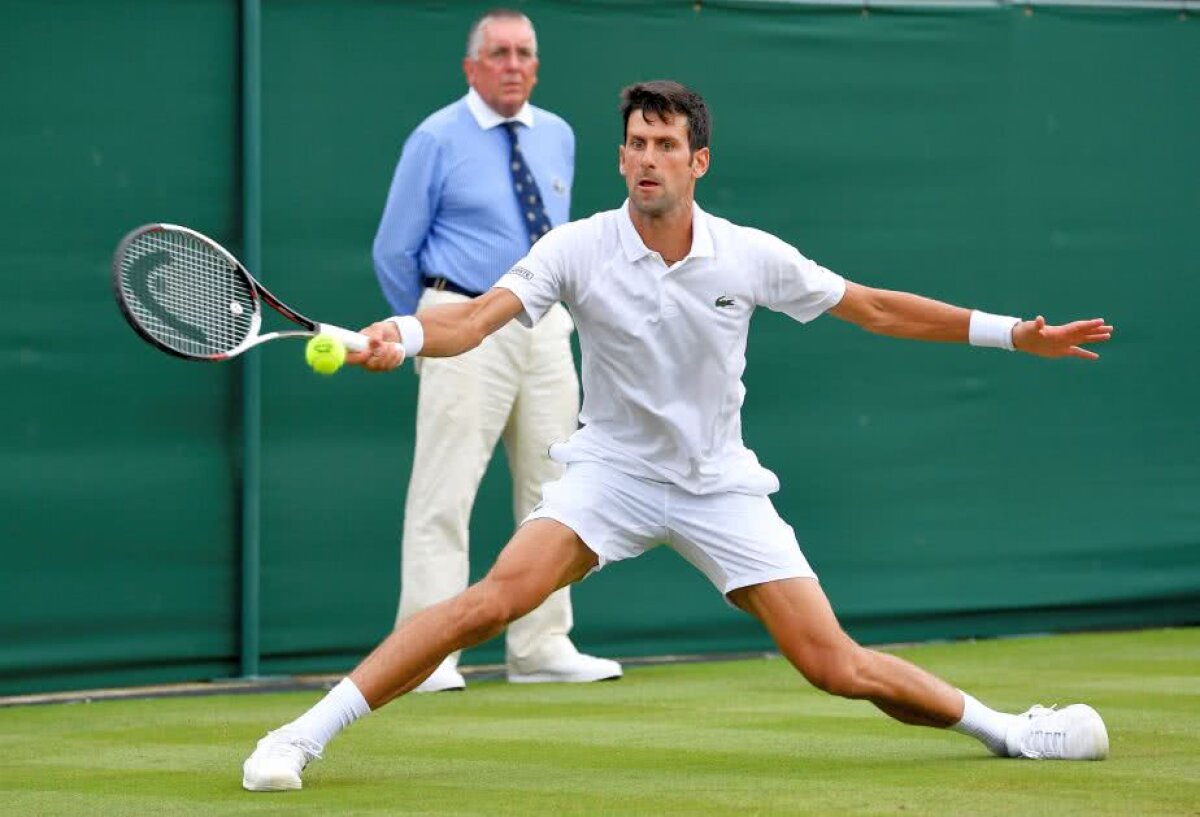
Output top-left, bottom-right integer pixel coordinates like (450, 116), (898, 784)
(493, 224), (572, 328)
(752, 229), (846, 323)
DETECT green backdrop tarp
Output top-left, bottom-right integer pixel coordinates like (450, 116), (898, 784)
(1, 0), (1196, 694)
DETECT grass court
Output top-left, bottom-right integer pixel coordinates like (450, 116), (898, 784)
(2, 628), (1197, 816)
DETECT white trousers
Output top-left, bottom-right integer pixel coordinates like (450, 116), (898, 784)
(395, 288), (580, 670)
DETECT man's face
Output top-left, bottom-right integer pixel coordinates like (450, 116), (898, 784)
(463, 18), (539, 118)
(619, 109), (709, 218)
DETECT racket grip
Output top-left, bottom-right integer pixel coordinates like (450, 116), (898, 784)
(317, 323), (406, 358)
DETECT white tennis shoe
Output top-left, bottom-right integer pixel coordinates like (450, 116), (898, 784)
(1006, 704), (1109, 760)
(242, 729), (322, 791)
(414, 658), (467, 693)
(507, 648), (622, 684)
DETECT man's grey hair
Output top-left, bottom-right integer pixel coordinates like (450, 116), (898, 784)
(465, 8), (537, 59)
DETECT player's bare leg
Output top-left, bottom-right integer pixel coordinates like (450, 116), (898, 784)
(242, 519), (598, 791)
(352, 519), (599, 707)
(729, 578), (962, 725)
(729, 577), (1107, 759)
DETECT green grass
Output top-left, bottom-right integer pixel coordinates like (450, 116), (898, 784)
(1, 629), (1198, 816)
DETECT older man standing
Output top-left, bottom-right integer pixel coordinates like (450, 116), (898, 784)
(371, 8), (620, 692)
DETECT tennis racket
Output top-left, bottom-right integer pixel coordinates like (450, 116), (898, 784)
(112, 223), (399, 362)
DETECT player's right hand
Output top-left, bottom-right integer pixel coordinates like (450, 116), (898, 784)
(347, 321), (407, 371)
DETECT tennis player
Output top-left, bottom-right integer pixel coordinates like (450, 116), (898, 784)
(242, 80), (1113, 791)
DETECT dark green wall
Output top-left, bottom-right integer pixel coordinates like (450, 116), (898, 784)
(1, 0), (241, 693)
(2, 0), (1196, 694)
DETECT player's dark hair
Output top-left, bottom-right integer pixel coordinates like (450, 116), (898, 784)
(619, 81), (711, 152)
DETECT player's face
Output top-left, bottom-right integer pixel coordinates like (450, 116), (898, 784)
(463, 18), (539, 118)
(619, 109), (709, 218)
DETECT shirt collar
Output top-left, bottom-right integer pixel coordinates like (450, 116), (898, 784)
(465, 87), (535, 130)
(617, 199), (715, 263)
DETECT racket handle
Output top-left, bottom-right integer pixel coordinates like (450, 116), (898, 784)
(317, 323), (406, 357)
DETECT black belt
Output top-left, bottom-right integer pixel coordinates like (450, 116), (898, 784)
(422, 276), (483, 298)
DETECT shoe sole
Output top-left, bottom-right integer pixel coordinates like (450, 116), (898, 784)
(507, 672), (622, 684)
(413, 675), (466, 694)
(242, 775), (301, 792)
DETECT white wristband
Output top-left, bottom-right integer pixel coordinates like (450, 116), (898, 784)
(968, 310), (1020, 351)
(387, 315), (424, 357)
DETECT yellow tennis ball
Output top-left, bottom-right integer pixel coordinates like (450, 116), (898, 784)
(305, 334), (346, 375)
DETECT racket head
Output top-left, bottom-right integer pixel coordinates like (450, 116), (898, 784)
(112, 224), (260, 360)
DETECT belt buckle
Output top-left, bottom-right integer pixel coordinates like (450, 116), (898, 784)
(434, 278), (447, 292)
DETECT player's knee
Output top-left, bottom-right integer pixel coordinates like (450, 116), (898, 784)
(450, 585), (511, 643)
(455, 579), (535, 638)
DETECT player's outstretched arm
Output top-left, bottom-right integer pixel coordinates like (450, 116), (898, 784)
(828, 281), (1113, 360)
(347, 287), (525, 371)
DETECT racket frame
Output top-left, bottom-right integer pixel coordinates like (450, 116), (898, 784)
(113, 223), (379, 361)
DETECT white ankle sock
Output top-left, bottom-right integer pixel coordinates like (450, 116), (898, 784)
(951, 691), (1019, 757)
(283, 678), (371, 751)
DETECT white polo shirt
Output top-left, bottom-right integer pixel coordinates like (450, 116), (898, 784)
(496, 201), (846, 496)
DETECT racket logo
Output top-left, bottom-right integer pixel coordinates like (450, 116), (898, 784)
(127, 249), (208, 344)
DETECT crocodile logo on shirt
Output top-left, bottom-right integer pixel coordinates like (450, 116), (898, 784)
(714, 295), (736, 309)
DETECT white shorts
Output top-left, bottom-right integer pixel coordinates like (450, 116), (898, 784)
(524, 460), (817, 596)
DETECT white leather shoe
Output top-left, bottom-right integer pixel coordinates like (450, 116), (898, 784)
(1006, 704), (1109, 760)
(414, 657), (466, 693)
(507, 649), (622, 684)
(242, 729), (321, 791)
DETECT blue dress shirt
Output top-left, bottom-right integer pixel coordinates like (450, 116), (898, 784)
(373, 89), (574, 315)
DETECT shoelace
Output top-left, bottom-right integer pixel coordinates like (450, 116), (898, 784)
(258, 732), (323, 766)
(1018, 705), (1067, 759)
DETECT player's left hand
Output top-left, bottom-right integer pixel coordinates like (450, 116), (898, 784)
(1013, 316), (1113, 360)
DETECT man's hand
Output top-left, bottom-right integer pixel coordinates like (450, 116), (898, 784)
(1013, 316), (1113, 360)
(346, 320), (407, 372)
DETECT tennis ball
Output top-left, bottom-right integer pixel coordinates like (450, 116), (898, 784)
(305, 334), (346, 375)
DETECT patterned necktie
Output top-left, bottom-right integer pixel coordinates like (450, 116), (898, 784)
(502, 121), (553, 246)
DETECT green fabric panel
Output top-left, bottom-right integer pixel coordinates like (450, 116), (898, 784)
(0, 0), (239, 694)
(0, 1), (1196, 694)
(255, 1), (1199, 674)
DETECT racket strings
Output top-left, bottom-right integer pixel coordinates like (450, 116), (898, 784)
(118, 230), (256, 357)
